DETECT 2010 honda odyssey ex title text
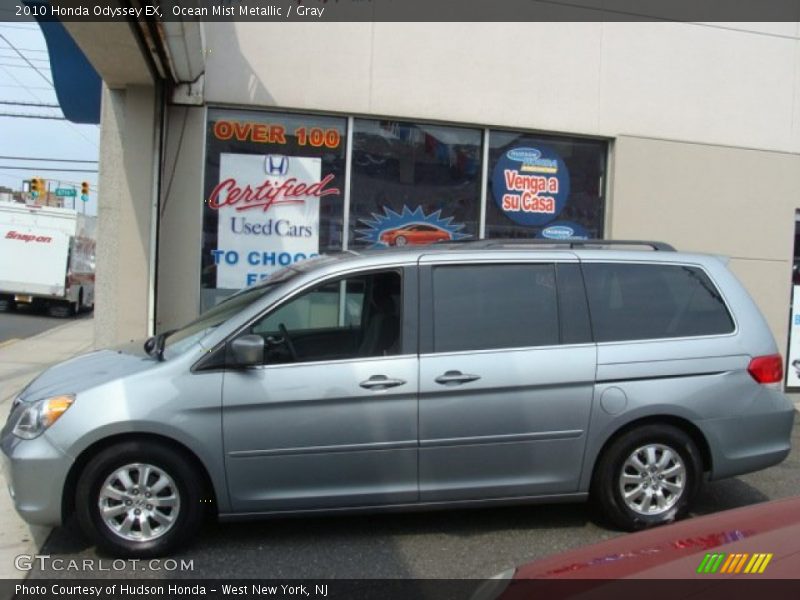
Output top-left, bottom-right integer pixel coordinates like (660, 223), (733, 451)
(1, 240), (794, 557)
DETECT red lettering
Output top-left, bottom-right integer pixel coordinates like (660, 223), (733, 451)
(207, 174), (341, 213)
(213, 120), (288, 144)
(270, 125), (286, 144)
(213, 121), (233, 140)
(233, 122), (252, 141)
(503, 170), (551, 194)
(502, 194), (519, 211)
(4, 230), (52, 243)
(252, 124), (269, 143)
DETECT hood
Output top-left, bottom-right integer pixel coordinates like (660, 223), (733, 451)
(15, 346), (159, 403)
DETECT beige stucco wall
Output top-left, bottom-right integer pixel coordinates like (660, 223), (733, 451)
(94, 84), (158, 347)
(610, 135), (800, 348)
(204, 22), (800, 154)
(141, 22), (800, 351)
(155, 106), (206, 332)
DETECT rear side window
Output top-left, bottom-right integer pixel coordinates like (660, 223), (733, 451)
(432, 264), (559, 352)
(583, 263), (734, 342)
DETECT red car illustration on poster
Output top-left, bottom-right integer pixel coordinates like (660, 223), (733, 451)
(379, 223), (452, 246)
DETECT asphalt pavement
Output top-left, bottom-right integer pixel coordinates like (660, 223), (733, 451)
(28, 415), (800, 580)
(0, 307), (88, 344)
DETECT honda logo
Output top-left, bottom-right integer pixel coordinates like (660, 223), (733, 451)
(265, 155), (289, 176)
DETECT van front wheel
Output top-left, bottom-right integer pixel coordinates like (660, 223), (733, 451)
(592, 424), (702, 531)
(75, 441), (204, 557)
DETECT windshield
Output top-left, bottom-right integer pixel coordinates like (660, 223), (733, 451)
(161, 278), (291, 359)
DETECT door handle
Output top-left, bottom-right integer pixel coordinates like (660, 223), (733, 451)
(435, 370), (481, 386)
(359, 375), (407, 390)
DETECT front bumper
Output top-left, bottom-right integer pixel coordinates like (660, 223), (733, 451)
(1, 431), (71, 527)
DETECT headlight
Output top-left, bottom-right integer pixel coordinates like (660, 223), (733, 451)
(12, 394), (75, 440)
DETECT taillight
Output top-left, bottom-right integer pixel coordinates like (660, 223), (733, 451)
(747, 354), (783, 384)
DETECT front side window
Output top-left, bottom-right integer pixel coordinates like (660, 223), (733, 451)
(583, 263), (735, 342)
(248, 271), (402, 364)
(432, 264), (559, 353)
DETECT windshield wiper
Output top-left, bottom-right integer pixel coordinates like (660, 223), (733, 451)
(143, 329), (176, 361)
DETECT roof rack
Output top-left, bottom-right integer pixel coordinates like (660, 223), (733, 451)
(441, 239), (675, 251)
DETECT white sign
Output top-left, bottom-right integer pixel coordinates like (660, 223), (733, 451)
(787, 285), (800, 388)
(210, 153), (337, 289)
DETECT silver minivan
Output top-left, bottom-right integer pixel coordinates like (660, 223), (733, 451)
(2, 241), (794, 557)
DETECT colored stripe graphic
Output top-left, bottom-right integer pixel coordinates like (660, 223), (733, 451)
(696, 552), (773, 574)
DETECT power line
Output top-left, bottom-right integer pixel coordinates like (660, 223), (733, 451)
(0, 32), (100, 154)
(0, 100), (60, 108)
(0, 83), (54, 91)
(0, 34), (52, 86)
(0, 63), (43, 69)
(0, 112), (65, 120)
(0, 53), (49, 63)
(0, 166), (97, 173)
(0, 155), (97, 163)
(0, 46), (47, 54)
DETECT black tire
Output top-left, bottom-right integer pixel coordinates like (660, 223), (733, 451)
(591, 424), (703, 531)
(0, 297), (16, 312)
(75, 441), (204, 557)
(47, 301), (75, 318)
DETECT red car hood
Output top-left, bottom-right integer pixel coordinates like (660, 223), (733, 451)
(513, 497), (800, 580)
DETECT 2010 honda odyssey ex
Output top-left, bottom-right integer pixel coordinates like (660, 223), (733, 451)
(2, 240), (794, 557)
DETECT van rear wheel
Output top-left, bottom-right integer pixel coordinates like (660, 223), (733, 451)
(75, 441), (204, 557)
(592, 424), (702, 531)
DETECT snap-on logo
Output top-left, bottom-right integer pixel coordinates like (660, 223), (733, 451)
(264, 154), (289, 177)
(5, 231), (52, 243)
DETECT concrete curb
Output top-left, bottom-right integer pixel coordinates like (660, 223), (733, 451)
(0, 316), (94, 579)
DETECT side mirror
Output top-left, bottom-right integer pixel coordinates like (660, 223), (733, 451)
(230, 335), (264, 367)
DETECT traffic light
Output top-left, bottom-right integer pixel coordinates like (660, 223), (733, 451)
(30, 178), (42, 198)
(80, 181), (90, 203)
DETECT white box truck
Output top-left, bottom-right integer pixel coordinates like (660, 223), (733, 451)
(0, 201), (96, 317)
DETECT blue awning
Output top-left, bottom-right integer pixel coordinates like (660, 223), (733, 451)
(32, 4), (101, 124)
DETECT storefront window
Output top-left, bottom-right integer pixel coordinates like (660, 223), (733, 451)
(486, 130), (607, 240)
(200, 109), (609, 313)
(786, 210), (800, 390)
(202, 109), (347, 310)
(349, 119), (482, 249)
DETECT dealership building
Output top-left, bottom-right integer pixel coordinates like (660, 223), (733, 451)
(56, 19), (800, 388)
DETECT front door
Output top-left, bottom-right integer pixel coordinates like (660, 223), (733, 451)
(418, 259), (597, 501)
(222, 268), (419, 512)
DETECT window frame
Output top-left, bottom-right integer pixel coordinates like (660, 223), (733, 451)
(579, 260), (739, 345)
(419, 259), (592, 356)
(225, 264), (419, 368)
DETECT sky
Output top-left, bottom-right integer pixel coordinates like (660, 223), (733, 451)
(0, 19), (100, 215)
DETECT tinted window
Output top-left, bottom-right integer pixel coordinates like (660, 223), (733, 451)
(583, 263), (734, 342)
(349, 119), (482, 249)
(249, 271), (401, 364)
(556, 263), (593, 345)
(432, 264), (559, 352)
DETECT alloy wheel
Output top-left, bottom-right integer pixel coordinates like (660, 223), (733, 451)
(97, 462), (181, 542)
(618, 443), (686, 516)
